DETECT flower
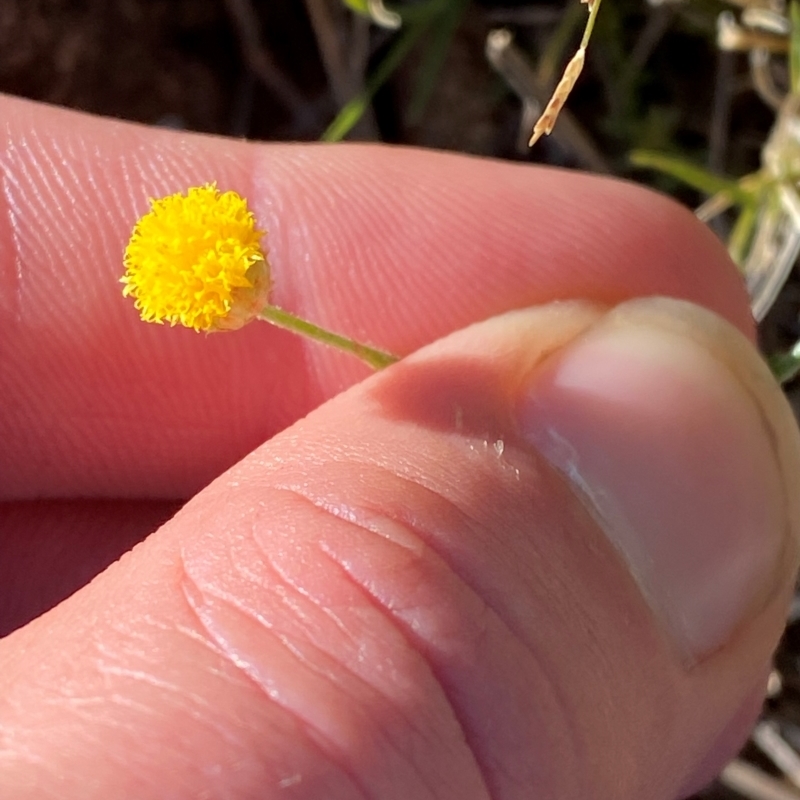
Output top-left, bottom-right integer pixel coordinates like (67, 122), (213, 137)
(120, 184), (399, 370)
(121, 184), (270, 332)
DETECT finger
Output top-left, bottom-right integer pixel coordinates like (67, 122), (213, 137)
(0, 500), (180, 636)
(0, 94), (753, 500)
(1, 298), (796, 800)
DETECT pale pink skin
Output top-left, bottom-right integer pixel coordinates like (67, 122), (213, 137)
(0, 94), (784, 799)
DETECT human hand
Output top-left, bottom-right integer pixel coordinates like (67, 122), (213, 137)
(1, 93), (798, 800)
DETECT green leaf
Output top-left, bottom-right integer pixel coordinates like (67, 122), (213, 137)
(322, 20), (427, 142)
(340, 0), (370, 15)
(322, 97), (371, 142)
(791, 0), (800, 92)
(727, 199), (759, 267)
(630, 150), (750, 202)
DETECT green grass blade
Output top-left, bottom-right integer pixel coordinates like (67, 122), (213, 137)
(727, 200), (759, 267)
(791, 0), (800, 92)
(341, 0), (370, 14)
(323, 97), (372, 142)
(322, 20), (426, 142)
(630, 150), (749, 201)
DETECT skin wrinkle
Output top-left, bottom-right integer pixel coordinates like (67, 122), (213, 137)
(170, 620), (277, 709)
(42, 688), (161, 733)
(1, 406), (644, 792)
(255, 556), (392, 683)
(179, 485), (494, 799)
(309, 397), (615, 649)
(0, 731), (47, 770)
(267, 478), (584, 799)
(95, 663), (211, 711)
(94, 672), (261, 758)
(315, 543), (504, 800)
(322, 510), (588, 800)
(227, 551), (394, 694)
(322, 412), (636, 792)
(183, 549), (466, 800)
(259, 484), (492, 770)
(180, 575), (379, 800)
(36, 617), (329, 800)
(272, 457), (536, 631)
(85, 621), (265, 752)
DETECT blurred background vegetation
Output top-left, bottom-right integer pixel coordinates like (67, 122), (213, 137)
(0, 0), (773, 191)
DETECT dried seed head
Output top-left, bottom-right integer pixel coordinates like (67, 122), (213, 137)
(529, 47), (586, 146)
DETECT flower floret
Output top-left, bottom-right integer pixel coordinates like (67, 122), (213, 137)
(122, 184), (270, 332)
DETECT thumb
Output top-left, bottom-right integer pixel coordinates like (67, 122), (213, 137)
(2, 297), (798, 800)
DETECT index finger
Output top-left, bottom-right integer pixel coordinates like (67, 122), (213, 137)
(0, 94), (752, 500)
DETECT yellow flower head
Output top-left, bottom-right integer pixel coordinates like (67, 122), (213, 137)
(122, 184), (270, 332)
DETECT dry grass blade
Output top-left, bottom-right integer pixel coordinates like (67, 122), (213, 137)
(529, 0), (603, 146)
(720, 760), (800, 800)
(486, 28), (610, 171)
(529, 46), (586, 145)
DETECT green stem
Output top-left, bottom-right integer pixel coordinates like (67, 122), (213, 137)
(259, 304), (399, 370)
(581, 0), (603, 50)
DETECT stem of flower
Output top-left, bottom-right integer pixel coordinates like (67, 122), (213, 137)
(258, 304), (399, 370)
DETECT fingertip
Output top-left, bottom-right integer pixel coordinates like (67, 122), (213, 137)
(0, 95), (754, 503)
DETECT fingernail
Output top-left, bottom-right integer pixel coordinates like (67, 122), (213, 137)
(519, 297), (800, 662)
